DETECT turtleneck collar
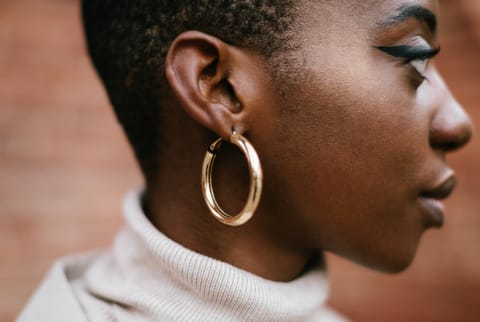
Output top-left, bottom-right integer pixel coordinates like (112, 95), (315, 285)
(80, 188), (343, 321)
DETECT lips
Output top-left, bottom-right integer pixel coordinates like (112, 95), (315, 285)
(420, 174), (457, 200)
(418, 173), (457, 227)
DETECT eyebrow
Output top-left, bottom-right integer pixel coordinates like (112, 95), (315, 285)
(378, 4), (437, 35)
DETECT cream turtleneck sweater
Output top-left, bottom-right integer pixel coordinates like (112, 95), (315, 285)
(18, 188), (348, 322)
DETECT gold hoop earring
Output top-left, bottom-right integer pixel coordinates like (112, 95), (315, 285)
(201, 132), (263, 226)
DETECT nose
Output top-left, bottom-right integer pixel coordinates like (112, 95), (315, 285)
(429, 92), (473, 152)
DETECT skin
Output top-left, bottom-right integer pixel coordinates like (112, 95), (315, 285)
(144, 0), (473, 281)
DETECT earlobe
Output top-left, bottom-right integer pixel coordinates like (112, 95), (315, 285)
(165, 31), (245, 140)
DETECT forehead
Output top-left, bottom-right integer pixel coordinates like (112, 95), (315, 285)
(283, 0), (439, 88)
(295, 0), (437, 32)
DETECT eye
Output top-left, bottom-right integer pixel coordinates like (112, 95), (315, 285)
(403, 46), (440, 79)
(375, 44), (440, 81)
(409, 57), (428, 75)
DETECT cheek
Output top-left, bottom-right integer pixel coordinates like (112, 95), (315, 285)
(272, 62), (431, 267)
(283, 67), (426, 201)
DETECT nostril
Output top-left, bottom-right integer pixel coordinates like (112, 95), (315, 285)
(428, 84), (474, 152)
(429, 115), (473, 152)
(433, 140), (461, 152)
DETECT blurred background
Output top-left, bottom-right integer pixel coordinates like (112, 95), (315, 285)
(0, 1), (479, 321)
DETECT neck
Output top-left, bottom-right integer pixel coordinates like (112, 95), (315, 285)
(143, 127), (317, 282)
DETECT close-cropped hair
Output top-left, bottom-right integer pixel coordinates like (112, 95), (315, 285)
(82, 0), (296, 174)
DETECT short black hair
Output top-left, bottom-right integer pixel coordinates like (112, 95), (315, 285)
(82, 1), (296, 175)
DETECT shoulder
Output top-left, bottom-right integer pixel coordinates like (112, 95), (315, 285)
(16, 252), (103, 322)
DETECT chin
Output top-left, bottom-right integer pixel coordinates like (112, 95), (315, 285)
(348, 243), (420, 274)
(373, 247), (420, 274)
(375, 256), (415, 274)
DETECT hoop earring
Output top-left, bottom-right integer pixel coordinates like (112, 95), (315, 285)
(201, 131), (263, 226)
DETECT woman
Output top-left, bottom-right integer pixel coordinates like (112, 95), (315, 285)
(18, 0), (473, 321)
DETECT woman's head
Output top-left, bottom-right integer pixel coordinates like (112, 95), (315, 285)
(82, 0), (473, 277)
(262, 0), (473, 272)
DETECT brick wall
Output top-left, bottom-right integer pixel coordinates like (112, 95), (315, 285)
(0, 2), (142, 320)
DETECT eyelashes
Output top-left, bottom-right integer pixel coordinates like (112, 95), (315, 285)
(374, 45), (441, 63)
(375, 45), (441, 83)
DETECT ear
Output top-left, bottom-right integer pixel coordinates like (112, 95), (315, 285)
(165, 31), (261, 140)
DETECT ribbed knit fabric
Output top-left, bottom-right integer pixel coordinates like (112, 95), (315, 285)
(20, 188), (348, 322)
